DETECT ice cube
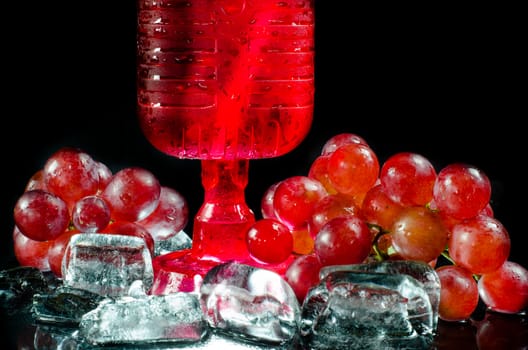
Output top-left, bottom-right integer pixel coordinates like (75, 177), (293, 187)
(62, 233), (153, 297)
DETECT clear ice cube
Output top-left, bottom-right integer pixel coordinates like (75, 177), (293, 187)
(300, 269), (435, 350)
(62, 233), (153, 297)
(320, 260), (440, 329)
(78, 292), (208, 345)
(200, 262), (301, 345)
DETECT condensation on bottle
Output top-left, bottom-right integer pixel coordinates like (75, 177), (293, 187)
(137, 0), (315, 160)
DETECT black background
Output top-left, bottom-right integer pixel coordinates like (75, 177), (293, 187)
(1, 2), (525, 271)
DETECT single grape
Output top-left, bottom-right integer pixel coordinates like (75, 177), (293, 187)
(72, 195), (111, 233)
(137, 186), (189, 241)
(436, 264), (480, 322)
(246, 218), (293, 264)
(43, 147), (100, 210)
(326, 143), (379, 199)
(478, 260), (528, 314)
(272, 175), (328, 229)
(102, 167), (161, 222)
(260, 181), (280, 220)
(308, 155), (338, 195)
(320, 132), (368, 155)
(314, 216), (372, 267)
(13, 189), (70, 241)
(284, 254), (322, 302)
(380, 152), (437, 206)
(390, 206), (449, 263)
(361, 183), (404, 231)
(12, 226), (51, 271)
(47, 229), (80, 277)
(307, 193), (360, 238)
(432, 163), (491, 220)
(449, 215), (510, 275)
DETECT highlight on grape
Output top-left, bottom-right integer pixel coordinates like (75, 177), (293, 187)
(11, 134), (528, 322)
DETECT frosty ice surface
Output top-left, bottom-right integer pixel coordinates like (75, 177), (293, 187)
(62, 233), (153, 296)
(200, 262), (301, 345)
(300, 268), (436, 349)
(78, 292), (208, 345)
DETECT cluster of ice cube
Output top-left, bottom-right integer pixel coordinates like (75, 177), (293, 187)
(1, 232), (439, 349)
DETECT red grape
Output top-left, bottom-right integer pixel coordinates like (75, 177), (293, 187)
(102, 167), (161, 222)
(43, 147), (100, 210)
(71, 195), (111, 233)
(361, 183), (404, 231)
(246, 218), (293, 264)
(137, 186), (189, 241)
(380, 152), (437, 206)
(390, 206), (449, 263)
(449, 215), (510, 275)
(320, 132), (368, 155)
(308, 193), (360, 238)
(436, 265), (480, 321)
(284, 254), (322, 302)
(433, 163), (491, 220)
(326, 143), (379, 198)
(12, 226), (51, 270)
(314, 216), (372, 267)
(13, 189), (70, 241)
(47, 229), (81, 277)
(260, 181), (280, 220)
(272, 175), (328, 229)
(478, 260), (528, 314)
(308, 155), (337, 195)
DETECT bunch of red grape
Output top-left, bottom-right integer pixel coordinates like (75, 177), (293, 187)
(245, 133), (528, 322)
(12, 147), (189, 278)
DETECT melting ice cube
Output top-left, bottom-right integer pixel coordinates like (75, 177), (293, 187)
(200, 261), (300, 345)
(300, 269), (435, 350)
(62, 233), (153, 297)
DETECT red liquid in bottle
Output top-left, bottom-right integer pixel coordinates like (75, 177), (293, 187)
(137, 0), (314, 159)
(137, 0), (315, 293)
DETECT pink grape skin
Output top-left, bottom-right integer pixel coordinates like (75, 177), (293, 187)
(308, 155), (337, 195)
(72, 195), (111, 233)
(272, 175), (328, 229)
(137, 186), (189, 241)
(449, 215), (510, 275)
(284, 254), (322, 302)
(12, 226), (51, 271)
(95, 161), (113, 193)
(361, 183), (404, 231)
(43, 147), (100, 210)
(102, 167), (161, 223)
(314, 216), (372, 267)
(260, 182), (280, 220)
(320, 132), (368, 155)
(13, 189), (70, 242)
(326, 143), (379, 198)
(379, 152), (437, 206)
(390, 206), (449, 263)
(478, 260), (528, 314)
(25, 169), (48, 191)
(436, 265), (480, 322)
(307, 193), (360, 239)
(47, 229), (80, 277)
(246, 218), (293, 265)
(432, 163), (492, 220)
